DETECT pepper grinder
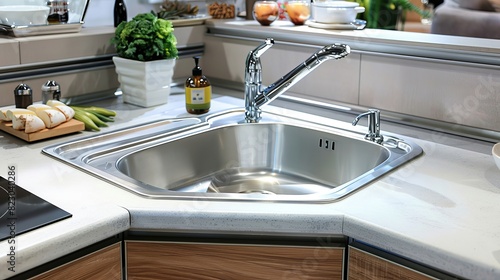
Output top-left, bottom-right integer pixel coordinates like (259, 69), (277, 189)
(14, 84), (33, 109)
(41, 80), (61, 104)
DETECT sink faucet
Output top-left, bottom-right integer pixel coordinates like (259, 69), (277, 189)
(244, 38), (351, 123)
(352, 109), (384, 144)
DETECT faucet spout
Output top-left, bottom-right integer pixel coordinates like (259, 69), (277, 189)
(244, 38), (275, 122)
(244, 39), (350, 123)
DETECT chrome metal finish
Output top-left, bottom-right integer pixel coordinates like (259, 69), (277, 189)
(244, 38), (275, 123)
(42, 108), (423, 203)
(117, 123), (388, 195)
(352, 109), (383, 144)
(244, 38), (350, 123)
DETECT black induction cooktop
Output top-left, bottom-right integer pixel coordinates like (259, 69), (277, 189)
(0, 176), (72, 242)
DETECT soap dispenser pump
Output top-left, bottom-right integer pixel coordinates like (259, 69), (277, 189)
(185, 56), (211, 114)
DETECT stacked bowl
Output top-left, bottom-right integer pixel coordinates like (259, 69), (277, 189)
(0, 6), (49, 26)
(0, 0), (49, 26)
(311, 0), (365, 24)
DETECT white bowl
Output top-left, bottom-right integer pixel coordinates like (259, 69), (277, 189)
(311, 1), (365, 24)
(0, 5), (50, 26)
(0, 0), (47, 5)
(493, 143), (500, 171)
(312, 0), (358, 4)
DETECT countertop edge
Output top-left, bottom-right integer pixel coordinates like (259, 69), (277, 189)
(0, 204), (130, 278)
(128, 208), (345, 236)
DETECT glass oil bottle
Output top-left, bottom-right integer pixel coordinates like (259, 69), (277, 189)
(185, 56), (211, 114)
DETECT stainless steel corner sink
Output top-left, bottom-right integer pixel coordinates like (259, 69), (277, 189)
(42, 108), (423, 203)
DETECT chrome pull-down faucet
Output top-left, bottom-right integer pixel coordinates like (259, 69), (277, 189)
(244, 38), (351, 123)
(352, 109), (384, 144)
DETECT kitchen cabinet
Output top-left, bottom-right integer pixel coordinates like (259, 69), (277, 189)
(0, 39), (19, 67)
(204, 20), (500, 136)
(202, 35), (361, 105)
(0, 25), (206, 107)
(348, 246), (436, 280)
(29, 242), (122, 280)
(358, 53), (500, 132)
(126, 240), (344, 279)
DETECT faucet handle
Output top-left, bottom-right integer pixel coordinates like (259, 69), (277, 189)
(352, 109), (384, 144)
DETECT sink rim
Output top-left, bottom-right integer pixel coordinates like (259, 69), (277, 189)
(42, 108), (423, 203)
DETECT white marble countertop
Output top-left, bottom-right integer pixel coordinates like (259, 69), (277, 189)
(0, 88), (499, 279)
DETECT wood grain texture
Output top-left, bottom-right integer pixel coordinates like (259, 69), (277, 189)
(0, 118), (84, 142)
(126, 241), (344, 280)
(31, 242), (122, 280)
(348, 247), (434, 280)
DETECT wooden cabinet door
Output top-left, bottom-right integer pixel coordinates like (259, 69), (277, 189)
(30, 242), (122, 280)
(126, 241), (344, 279)
(348, 246), (435, 280)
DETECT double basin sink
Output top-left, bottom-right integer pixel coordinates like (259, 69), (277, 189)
(42, 108), (423, 203)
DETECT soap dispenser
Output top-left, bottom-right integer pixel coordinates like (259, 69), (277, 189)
(185, 56), (211, 114)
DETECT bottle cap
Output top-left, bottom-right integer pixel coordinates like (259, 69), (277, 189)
(14, 84), (33, 108)
(42, 80), (61, 103)
(42, 80), (60, 91)
(192, 56), (202, 76)
(14, 84), (32, 96)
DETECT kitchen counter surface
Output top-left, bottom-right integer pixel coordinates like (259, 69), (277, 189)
(0, 87), (499, 279)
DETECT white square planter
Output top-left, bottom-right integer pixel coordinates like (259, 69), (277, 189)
(112, 56), (176, 107)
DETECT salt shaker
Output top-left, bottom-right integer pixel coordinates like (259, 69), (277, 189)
(41, 80), (61, 104)
(14, 84), (33, 109)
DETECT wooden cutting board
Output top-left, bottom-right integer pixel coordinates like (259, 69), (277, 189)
(0, 119), (85, 142)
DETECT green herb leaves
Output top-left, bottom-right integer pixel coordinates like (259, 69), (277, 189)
(112, 12), (178, 62)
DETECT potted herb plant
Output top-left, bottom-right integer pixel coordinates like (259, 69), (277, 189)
(111, 12), (178, 107)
